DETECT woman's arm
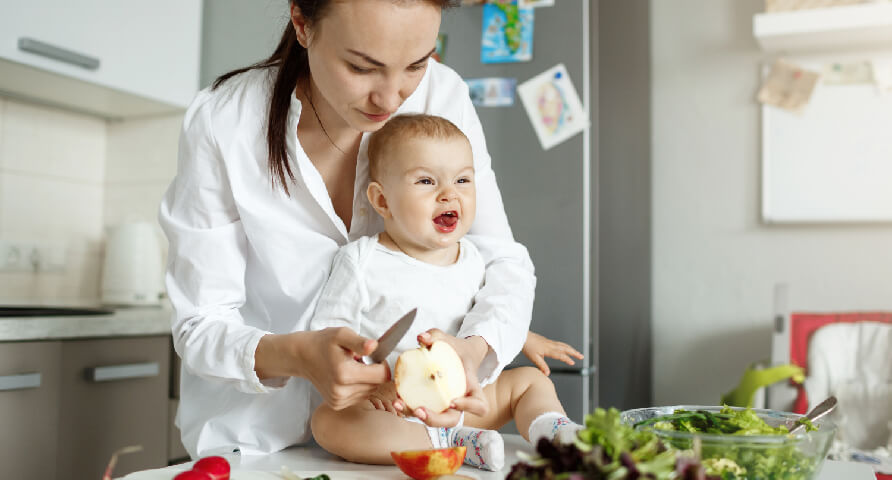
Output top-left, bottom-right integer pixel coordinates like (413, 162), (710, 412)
(160, 92), (276, 393)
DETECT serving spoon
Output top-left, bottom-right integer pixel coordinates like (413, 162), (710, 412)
(787, 395), (837, 435)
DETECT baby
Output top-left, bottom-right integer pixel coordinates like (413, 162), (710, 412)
(309, 114), (583, 471)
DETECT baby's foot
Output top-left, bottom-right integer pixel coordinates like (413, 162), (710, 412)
(449, 427), (505, 471)
(529, 412), (584, 445)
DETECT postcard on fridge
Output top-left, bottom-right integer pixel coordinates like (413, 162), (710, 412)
(517, 64), (588, 150)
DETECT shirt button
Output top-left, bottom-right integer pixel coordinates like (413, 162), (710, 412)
(359, 207), (368, 216)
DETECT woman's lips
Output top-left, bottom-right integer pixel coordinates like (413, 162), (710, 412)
(362, 111), (391, 122)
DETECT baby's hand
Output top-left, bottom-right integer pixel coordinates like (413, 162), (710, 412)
(522, 331), (584, 376)
(368, 381), (407, 416)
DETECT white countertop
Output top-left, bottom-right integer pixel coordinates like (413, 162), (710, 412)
(120, 434), (877, 480)
(0, 306), (171, 341)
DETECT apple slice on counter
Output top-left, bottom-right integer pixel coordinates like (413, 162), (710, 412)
(391, 446), (466, 480)
(394, 341), (467, 413)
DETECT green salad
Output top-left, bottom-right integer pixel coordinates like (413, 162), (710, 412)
(634, 406), (820, 480)
(506, 407), (823, 480)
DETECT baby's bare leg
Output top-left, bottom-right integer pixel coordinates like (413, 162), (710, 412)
(464, 366), (565, 440)
(311, 402), (432, 464)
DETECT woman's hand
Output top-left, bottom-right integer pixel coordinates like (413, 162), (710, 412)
(410, 329), (490, 427)
(255, 327), (390, 411)
(522, 331), (584, 376)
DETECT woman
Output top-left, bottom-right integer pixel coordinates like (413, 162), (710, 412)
(160, 0), (537, 458)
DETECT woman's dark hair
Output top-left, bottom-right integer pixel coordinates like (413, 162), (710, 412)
(212, 0), (457, 195)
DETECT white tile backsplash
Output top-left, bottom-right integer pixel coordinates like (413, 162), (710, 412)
(0, 100), (106, 183)
(104, 181), (171, 228)
(106, 114), (182, 183)
(0, 96), (179, 305)
(0, 172), (104, 240)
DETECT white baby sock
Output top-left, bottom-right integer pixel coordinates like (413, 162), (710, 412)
(430, 426), (504, 471)
(528, 412), (583, 445)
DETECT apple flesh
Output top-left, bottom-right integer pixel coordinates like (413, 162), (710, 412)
(394, 341), (467, 413)
(391, 446), (467, 480)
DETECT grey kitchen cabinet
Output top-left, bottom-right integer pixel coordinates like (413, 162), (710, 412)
(0, 336), (170, 480)
(56, 336), (170, 480)
(0, 341), (62, 480)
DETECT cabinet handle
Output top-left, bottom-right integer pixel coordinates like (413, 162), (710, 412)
(0, 372), (41, 391)
(18, 37), (100, 71)
(86, 362), (160, 382)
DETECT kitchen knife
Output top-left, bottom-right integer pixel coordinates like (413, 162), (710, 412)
(364, 308), (418, 364)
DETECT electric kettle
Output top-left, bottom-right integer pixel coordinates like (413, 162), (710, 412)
(101, 221), (163, 306)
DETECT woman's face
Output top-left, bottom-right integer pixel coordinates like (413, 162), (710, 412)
(295, 0), (442, 132)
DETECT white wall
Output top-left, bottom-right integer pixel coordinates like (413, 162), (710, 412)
(651, 0), (892, 405)
(0, 95), (181, 305)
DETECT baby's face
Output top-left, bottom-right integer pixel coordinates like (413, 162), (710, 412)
(377, 136), (475, 251)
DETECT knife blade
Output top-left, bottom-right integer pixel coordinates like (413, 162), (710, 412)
(364, 308), (417, 364)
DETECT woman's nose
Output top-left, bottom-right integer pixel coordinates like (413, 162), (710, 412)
(371, 76), (407, 113)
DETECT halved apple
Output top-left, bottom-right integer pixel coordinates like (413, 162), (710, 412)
(391, 446), (467, 480)
(394, 341), (467, 413)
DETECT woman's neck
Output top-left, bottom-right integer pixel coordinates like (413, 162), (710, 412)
(297, 77), (362, 154)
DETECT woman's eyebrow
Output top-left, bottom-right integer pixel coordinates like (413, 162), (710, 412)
(347, 48), (437, 67)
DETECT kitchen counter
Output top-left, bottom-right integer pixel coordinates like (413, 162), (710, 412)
(120, 434), (876, 480)
(0, 306), (171, 341)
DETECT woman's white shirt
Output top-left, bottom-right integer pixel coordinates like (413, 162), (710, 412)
(159, 59), (536, 458)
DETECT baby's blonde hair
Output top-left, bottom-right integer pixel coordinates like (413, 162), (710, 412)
(367, 114), (470, 182)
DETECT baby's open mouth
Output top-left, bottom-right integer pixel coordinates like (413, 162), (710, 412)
(433, 211), (459, 229)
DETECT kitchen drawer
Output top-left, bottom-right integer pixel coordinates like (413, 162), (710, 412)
(56, 336), (170, 480)
(0, 341), (62, 480)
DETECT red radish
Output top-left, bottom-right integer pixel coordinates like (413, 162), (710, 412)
(192, 456), (231, 480)
(173, 471), (212, 480)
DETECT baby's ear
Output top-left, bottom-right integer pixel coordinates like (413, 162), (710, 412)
(366, 182), (391, 219)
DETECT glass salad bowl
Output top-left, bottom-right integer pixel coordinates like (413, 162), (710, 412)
(621, 405), (837, 480)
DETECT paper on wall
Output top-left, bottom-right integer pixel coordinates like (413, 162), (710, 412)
(517, 64), (588, 150)
(465, 77), (516, 107)
(871, 59), (892, 94)
(518, 0), (555, 7)
(481, 1), (534, 64)
(822, 61), (873, 85)
(757, 59), (821, 113)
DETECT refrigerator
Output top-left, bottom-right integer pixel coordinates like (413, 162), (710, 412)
(438, 0), (596, 431)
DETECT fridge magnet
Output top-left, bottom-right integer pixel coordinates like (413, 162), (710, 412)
(433, 34), (447, 62)
(481, 1), (534, 64)
(870, 59), (892, 94)
(518, 0), (554, 7)
(466, 77), (517, 107)
(822, 61), (872, 85)
(517, 64), (588, 150)
(756, 59), (820, 114)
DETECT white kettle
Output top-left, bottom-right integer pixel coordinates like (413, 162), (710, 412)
(101, 221), (163, 306)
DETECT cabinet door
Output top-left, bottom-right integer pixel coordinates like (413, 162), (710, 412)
(57, 336), (170, 480)
(0, 0), (201, 111)
(0, 341), (61, 480)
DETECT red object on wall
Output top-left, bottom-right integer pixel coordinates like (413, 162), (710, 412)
(788, 312), (892, 414)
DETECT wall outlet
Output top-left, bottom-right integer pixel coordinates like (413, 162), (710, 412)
(0, 240), (67, 272)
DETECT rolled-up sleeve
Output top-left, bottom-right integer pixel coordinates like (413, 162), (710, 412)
(454, 89), (537, 385)
(159, 93), (281, 394)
